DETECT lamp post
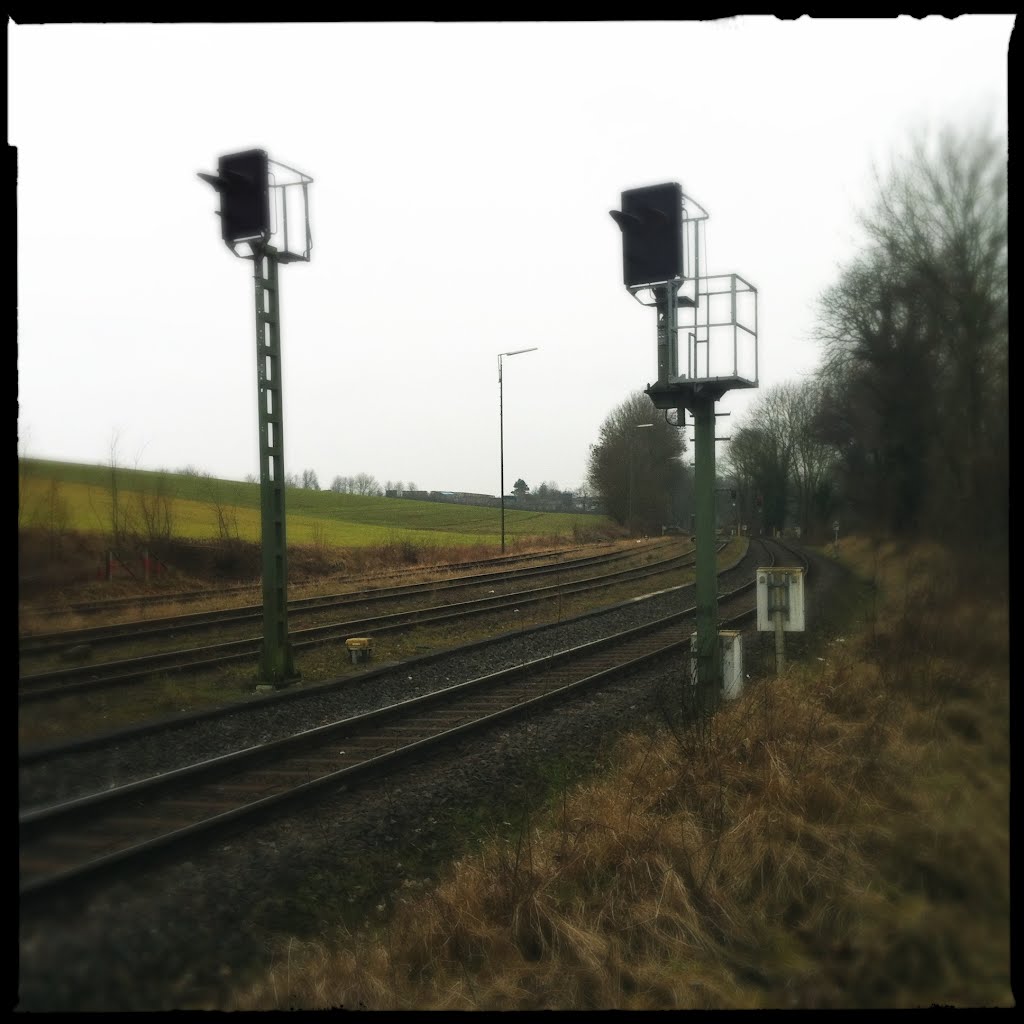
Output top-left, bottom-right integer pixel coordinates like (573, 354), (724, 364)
(628, 423), (655, 535)
(498, 347), (538, 554)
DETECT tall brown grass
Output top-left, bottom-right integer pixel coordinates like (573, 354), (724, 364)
(221, 536), (1013, 1009)
(18, 528), (633, 636)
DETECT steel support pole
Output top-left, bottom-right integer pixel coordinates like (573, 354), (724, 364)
(499, 357), (506, 554)
(692, 393), (720, 714)
(656, 284), (679, 383)
(772, 573), (787, 675)
(628, 437), (634, 536)
(253, 244), (298, 687)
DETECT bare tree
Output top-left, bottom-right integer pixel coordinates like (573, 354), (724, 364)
(353, 472), (382, 496)
(42, 479), (71, 557)
(587, 391), (686, 532)
(787, 381), (840, 536)
(202, 472), (240, 541)
(106, 430), (135, 546)
(724, 385), (797, 534)
(816, 125), (1007, 538)
(133, 472), (176, 546)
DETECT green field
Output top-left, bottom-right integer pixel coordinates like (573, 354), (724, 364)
(18, 458), (614, 549)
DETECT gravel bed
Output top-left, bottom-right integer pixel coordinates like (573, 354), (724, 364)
(19, 540), (850, 1011)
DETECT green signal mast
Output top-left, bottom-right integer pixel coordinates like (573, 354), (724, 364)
(198, 149), (313, 688)
(610, 183), (758, 713)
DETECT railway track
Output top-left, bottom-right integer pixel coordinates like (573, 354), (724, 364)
(22, 536), (663, 622)
(21, 539), (643, 622)
(19, 539), (683, 655)
(18, 540), (718, 704)
(20, 539), (749, 771)
(19, 539), (782, 905)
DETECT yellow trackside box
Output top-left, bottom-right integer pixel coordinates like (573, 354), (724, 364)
(345, 637), (374, 664)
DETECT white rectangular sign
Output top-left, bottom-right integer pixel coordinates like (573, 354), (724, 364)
(756, 567), (805, 632)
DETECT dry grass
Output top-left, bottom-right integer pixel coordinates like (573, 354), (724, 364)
(18, 529), (633, 635)
(222, 536), (1011, 1009)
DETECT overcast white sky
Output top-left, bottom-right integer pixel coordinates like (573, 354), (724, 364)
(12, 17), (1013, 497)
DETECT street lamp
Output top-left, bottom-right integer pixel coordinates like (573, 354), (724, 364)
(498, 347), (538, 554)
(628, 423), (654, 535)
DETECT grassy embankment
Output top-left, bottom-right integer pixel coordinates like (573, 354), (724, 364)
(18, 457), (627, 743)
(18, 458), (620, 595)
(225, 536), (1011, 1010)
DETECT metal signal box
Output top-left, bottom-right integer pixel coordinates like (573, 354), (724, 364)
(719, 630), (744, 698)
(690, 630), (745, 699)
(611, 182), (684, 288)
(217, 149), (270, 245)
(756, 567), (805, 632)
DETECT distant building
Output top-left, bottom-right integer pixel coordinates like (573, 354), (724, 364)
(383, 488), (605, 515)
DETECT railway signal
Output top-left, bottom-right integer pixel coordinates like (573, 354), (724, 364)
(610, 182), (685, 288)
(198, 149), (270, 246)
(198, 150), (313, 689)
(611, 182), (758, 711)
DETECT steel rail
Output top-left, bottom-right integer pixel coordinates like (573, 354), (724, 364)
(21, 540), (671, 634)
(19, 542), (684, 654)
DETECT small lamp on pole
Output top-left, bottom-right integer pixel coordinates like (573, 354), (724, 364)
(498, 347), (538, 554)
